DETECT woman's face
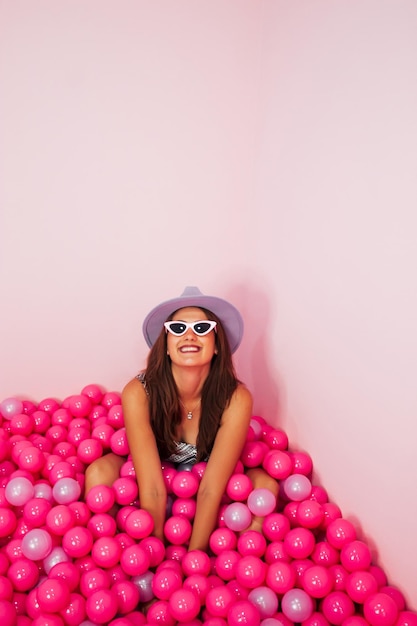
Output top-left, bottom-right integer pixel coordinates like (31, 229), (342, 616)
(166, 306), (217, 368)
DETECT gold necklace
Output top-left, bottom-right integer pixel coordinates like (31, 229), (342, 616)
(179, 398), (201, 420)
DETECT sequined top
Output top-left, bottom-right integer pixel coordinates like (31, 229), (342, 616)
(136, 372), (199, 465)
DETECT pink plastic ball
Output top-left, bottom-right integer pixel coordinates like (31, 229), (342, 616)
(120, 544), (150, 577)
(0, 575), (13, 601)
(169, 588), (200, 622)
(88, 513), (117, 539)
(345, 570), (378, 603)
(91, 401), (109, 420)
(67, 427), (91, 447)
(240, 441), (269, 468)
(171, 497), (196, 520)
(91, 424), (115, 450)
(125, 508), (154, 539)
(46, 504), (76, 536)
(51, 408), (72, 427)
(191, 461), (207, 481)
(247, 488), (276, 517)
(66, 395), (92, 419)
(321, 591), (355, 625)
(235, 555), (267, 590)
(60, 591), (87, 626)
(237, 530), (267, 558)
(146, 599), (175, 626)
(38, 398), (60, 414)
(340, 540), (372, 572)
(209, 528), (237, 555)
(205, 585), (235, 618)
(49, 561), (80, 592)
(81, 384), (104, 405)
(379, 586), (406, 611)
(163, 515), (192, 545)
(85, 588), (118, 624)
(214, 550), (241, 582)
(182, 549), (211, 577)
(112, 477), (138, 506)
(138, 536), (165, 568)
(247, 586), (278, 618)
(262, 449), (293, 480)
(152, 567), (182, 601)
(303, 613), (332, 626)
(311, 541), (340, 567)
(283, 527), (316, 559)
(79, 567), (111, 596)
(0, 506), (17, 537)
(326, 518), (357, 549)
(282, 474), (312, 501)
(8, 557), (40, 592)
(37, 577), (70, 613)
(223, 502), (252, 532)
(85, 485), (115, 514)
(265, 561), (296, 594)
(0, 599), (17, 625)
(52, 477), (81, 505)
(363, 593), (399, 626)
(227, 600), (261, 626)
(10, 414), (34, 437)
(290, 450), (313, 476)
(5, 477), (34, 506)
(21, 528), (52, 560)
(329, 564), (349, 591)
(292, 558), (314, 586)
(264, 540), (290, 565)
(111, 579), (140, 614)
(171, 471), (199, 499)
(91, 536), (122, 569)
(263, 428), (289, 450)
(301, 564), (333, 598)
(62, 527), (94, 559)
(262, 512), (290, 542)
(110, 429), (129, 456)
(296, 500), (324, 529)
(226, 474), (253, 501)
(321, 502), (343, 528)
(396, 612), (417, 626)
(69, 501), (91, 525)
(77, 439), (103, 464)
(48, 461), (76, 485)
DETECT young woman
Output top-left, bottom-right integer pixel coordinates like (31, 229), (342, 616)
(85, 286), (277, 551)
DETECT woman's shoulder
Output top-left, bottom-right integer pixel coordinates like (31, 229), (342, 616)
(122, 373), (149, 404)
(233, 382), (253, 403)
(226, 382), (253, 415)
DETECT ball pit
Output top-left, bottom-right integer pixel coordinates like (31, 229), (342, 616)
(0, 385), (415, 626)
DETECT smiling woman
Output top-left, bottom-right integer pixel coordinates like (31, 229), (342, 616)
(85, 286), (278, 551)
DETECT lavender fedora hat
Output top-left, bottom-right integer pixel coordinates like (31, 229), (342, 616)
(142, 286), (244, 354)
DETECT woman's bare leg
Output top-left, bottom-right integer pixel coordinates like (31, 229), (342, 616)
(84, 453), (125, 495)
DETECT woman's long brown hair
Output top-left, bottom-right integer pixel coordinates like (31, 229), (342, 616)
(144, 307), (240, 461)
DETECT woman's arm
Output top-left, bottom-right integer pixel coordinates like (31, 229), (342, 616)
(122, 378), (167, 542)
(188, 384), (253, 551)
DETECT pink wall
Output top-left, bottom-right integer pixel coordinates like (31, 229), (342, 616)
(0, 1), (262, 398)
(1, 0), (417, 608)
(248, 1), (417, 609)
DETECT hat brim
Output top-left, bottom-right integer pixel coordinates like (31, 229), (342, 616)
(142, 289), (244, 354)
